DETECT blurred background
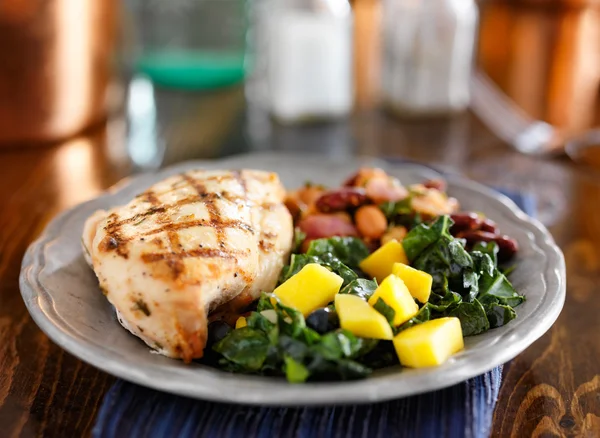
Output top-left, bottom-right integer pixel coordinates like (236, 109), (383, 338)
(1, 0), (599, 178)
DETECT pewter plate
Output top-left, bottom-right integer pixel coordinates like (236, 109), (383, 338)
(20, 152), (566, 405)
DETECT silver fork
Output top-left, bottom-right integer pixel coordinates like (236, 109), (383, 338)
(470, 70), (565, 155)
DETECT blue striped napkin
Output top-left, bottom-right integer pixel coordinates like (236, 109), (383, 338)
(92, 190), (534, 438)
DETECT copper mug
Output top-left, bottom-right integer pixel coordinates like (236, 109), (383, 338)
(0, 0), (118, 146)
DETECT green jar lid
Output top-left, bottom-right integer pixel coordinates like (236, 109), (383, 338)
(136, 50), (248, 90)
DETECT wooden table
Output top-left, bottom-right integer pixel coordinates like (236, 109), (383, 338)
(2, 2), (600, 437)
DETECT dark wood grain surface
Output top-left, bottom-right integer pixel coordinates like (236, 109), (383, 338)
(1, 2), (600, 437)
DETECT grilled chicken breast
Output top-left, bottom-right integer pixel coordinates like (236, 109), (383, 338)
(82, 169), (293, 362)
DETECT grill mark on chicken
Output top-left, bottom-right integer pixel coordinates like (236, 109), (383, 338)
(164, 231), (186, 279)
(259, 239), (275, 251)
(112, 193), (246, 229)
(139, 218), (254, 237)
(181, 173), (226, 247)
(233, 170), (247, 197)
(100, 213), (130, 258)
(132, 172), (255, 281)
(181, 172), (256, 285)
(100, 171), (259, 282)
(141, 189), (186, 279)
(258, 230), (277, 252)
(144, 191), (161, 205)
(100, 173), (255, 259)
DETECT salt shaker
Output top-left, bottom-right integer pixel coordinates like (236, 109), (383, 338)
(257, 0), (354, 124)
(381, 0), (478, 117)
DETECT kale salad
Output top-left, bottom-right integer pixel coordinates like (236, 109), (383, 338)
(203, 169), (524, 383)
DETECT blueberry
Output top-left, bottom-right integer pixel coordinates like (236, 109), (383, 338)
(306, 307), (339, 334)
(207, 320), (232, 346)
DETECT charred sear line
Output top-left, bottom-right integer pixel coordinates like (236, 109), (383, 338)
(132, 299), (151, 316)
(259, 239), (275, 251)
(182, 173), (227, 248)
(98, 234), (129, 258)
(144, 190), (161, 205)
(107, 194), (241, 230)
(165, 230), (185, 279)
(141, 247), (246, 263)
(137, 218), (255, 238)
(100, 172), (257, 265)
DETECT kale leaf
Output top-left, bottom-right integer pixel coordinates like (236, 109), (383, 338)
(379, 197), (413, 220)
(338, 278), (378, 300)
(402, 215), (453, 261)
(485, 303), (517, 328)
(213, 327), (271, 372)
(373, 298), (396, 325)
(279, 253), (357, 286)
(448, 300), (490, 336)
(472, 241), (499, 266)
(396, 304), (432, 333)
(214, 294), (377, 382)
(400, 215), (524, 337)
(306, 236), (369, 269)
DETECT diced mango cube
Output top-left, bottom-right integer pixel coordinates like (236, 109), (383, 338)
(393, 317), (464, 368)
(274, 263), (344, 316)
(235, 316), (247, 329)
(392, 263), (432, 303)
(359, 240), (409, 283)
(368, 275), (419, 326)
(335, 294), (393, 340)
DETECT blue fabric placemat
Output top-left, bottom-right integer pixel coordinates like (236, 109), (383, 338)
(93, 190), (534, 438)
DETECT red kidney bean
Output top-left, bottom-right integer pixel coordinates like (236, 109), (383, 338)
(342, 173), (359, 187)
(457, 230), (519, 261)
(450, 212), (483, 234)
(480, 218), (499, 234)
(495, 235), (519, 261)
(423, 179), (447, 192)
(298, 214), (359, 240)
(316, 187), (368, 213)
(457, 229), (496, 241)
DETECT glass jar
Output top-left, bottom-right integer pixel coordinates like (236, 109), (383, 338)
(381, 0), (478, 117)
(121, 0), (249, 168)
(250, 0), (354, 124)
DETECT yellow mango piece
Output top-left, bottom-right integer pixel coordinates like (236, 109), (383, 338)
(359, 240), (409, 283)
(392, 263), (432, 303)
(274, 263), (344, 316)
(235, 316), (247, 329)
(368, 275), (419, 326)
(335, 294), (393, 340)
(393, 317), (464, 368)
